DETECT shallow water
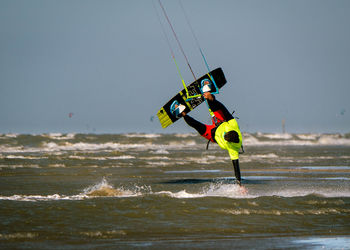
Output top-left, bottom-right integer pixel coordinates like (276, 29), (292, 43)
(0, 133), (349, 249)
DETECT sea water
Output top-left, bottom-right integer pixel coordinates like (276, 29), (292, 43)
(0, 133), (350, 249)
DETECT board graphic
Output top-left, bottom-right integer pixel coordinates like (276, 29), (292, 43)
(157, 68), (227, 128)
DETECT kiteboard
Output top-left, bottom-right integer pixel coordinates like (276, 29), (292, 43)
(157, 67), (227, 128)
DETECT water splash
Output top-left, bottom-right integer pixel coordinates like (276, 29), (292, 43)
(156, 182), (248, 199)
(82, 177), (141, 197)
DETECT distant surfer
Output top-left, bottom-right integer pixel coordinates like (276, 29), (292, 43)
(171, 80), (244, 188)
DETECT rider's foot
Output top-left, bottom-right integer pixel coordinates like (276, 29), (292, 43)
(170, 100), (186, 118)
(201, 79), (212, 93)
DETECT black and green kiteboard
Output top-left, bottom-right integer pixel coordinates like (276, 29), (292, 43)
(157, 68), (227, 128)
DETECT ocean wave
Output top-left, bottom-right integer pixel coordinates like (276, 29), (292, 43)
(243, 133), (350, 146)
(42, 142), (127, 151)
(0, 133), (349, 154)
(296, 134), (320, 140)
(155, 183), (247, 199)
(0, 141), (203, 154)
(1, 182), (349, 202)
(124, 133), (161, 138)
(43, 133), (76, 140)
(155, 185), (350, 199)
(0, 133), (18, 138)
(175, 133), (198, 138)
(264, 188), (350, 198)
(1, 155), (46, 160)
(256, 132), (293, 140)
(0, 194), (83, 202)
(151, 149), (169, 154)
(184, 155), (228, 164)
(68, 155), (135, 160)
(146, 161), (178, 167)
(0, 178), (146, 201)
(140, 156), (170, 160)
(0, 164), (40, 169)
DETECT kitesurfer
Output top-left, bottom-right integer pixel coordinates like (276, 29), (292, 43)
(172, 80), (244, 186)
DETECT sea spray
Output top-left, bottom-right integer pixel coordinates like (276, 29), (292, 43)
(82, 177), (143, 197)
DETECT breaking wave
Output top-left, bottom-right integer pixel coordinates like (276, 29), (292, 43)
(244, 133), (350, 146)
(1, 133), (349, 155)
(154, 182), (350, 199)
(1, 181), (349, 202)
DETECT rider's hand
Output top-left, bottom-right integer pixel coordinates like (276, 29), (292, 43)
(203, 92), (214, 101)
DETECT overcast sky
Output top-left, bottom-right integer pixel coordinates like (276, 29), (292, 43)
(1, 0), (349, 134)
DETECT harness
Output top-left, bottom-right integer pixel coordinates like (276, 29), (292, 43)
(205, 111), (245, 154)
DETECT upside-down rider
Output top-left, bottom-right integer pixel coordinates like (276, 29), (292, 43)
(171, 79), (245, 188)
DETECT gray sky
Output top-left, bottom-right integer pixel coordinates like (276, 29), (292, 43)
(1, 0), (349, 134)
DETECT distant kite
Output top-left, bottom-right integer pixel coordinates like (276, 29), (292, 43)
(68, 112), (74, 118)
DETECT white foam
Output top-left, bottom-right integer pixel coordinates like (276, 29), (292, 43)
(140, 156), (170, 161)
(168, 139), (197, 147)
(244, 133), (350, 146)
(165, 169), (222, 174)
(2, 155), (45, 160)
(155, 183), (248, 199)
(0, 145), (28, 153)
(220, 208), (350, 216)
(44, 133), (76, 140)
(203, 183), (248, 198)
(4, 133), (18, 138)
(68, 155), (135, 160)
(297, 134), (320, 140)
(146, 161), (175, 167)
(108, 155), (135, 160)
(174, 133), (198, 138)
(317, 134), (350, 145)
(154, 180), (350, 199)
(185, 156), (227, 164)
(156, 190), (201, 198)
(124, 133), (161, 138)
(2, 183), (349, 201)
(258, 132), (293, 140)
(40, 142), (147, 152)
(81, 177), (143, 197)
(0, 194), (83, 202)
(265, 188), (350, 198)
(0, 164), (40, 169)
(0, 178), (145, 201)
(0, 141), (187, 153)
(242, 134), (260, 145)
(82, 177), (113, 193)
(34, 141), (200, 153)
(151, 149), (169, 154)
(249, 153), (279, 159)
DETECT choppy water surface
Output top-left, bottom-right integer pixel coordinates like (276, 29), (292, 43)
(0, 133), (350, 249)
